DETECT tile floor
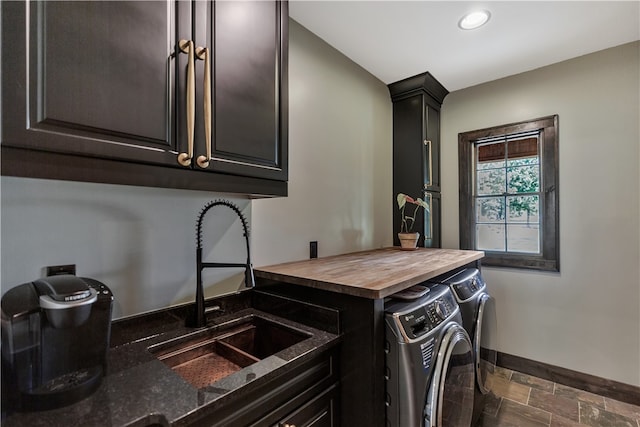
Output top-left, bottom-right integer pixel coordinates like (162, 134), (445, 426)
(475, 366), (640, 427)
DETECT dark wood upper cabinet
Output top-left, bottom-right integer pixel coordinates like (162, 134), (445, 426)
(1, 0), (288, 196)
(194, 1), (288, 181)
(2, 1), (178, 164)
(389, 72), (448, 248)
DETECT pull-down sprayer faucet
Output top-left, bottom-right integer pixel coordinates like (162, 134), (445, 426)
(186, 200), (255, 328)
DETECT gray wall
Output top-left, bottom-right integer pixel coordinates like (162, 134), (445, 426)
(252, 20), (392, 265)
(441, 41), (640, 387)
(0, 178), (251, 319)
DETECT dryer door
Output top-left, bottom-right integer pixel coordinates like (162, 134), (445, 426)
(475, 293), (497, 394)
(425, 325), (474, 427)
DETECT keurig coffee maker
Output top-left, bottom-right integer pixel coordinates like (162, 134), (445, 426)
(1, 275), (113, 412)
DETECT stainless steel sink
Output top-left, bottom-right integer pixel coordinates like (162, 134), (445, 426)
(150, 315), (311, 389)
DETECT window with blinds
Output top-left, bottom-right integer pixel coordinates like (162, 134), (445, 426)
(458, 116), (559, 271)
(474, 132), (541, 253)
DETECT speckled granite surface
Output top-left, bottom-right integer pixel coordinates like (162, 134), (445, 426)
(2, 291), (340, 427)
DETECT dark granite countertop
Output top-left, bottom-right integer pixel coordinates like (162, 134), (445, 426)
(2, 291), (341, 427)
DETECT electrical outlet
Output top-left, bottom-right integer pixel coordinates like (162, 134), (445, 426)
(45, 264), (76, 276)
(310, 241), (318, 259)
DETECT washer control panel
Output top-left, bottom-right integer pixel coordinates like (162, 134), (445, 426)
(442, 268), (486, 302)
(426, 297), (454, 324)
(393, 288), (457, 340)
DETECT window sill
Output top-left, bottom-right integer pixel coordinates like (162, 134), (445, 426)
(481, 253), (559, 272)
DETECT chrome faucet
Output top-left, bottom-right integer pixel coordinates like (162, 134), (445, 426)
(187, 200), (255, 328)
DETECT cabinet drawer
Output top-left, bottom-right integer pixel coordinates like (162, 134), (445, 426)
(184, 349), (338, 427)
(276, 384), (339, 427)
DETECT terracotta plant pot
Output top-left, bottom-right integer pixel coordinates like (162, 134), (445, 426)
(398, 232), (420, 250)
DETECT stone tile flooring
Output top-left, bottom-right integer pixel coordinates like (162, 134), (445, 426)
(475, 366), (640, 427)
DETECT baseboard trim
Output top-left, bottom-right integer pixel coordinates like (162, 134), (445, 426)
(497, 352), (640, 406)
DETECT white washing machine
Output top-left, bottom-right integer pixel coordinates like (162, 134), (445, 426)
(432, 268), (498, 423)
(385, 284), (475, 427)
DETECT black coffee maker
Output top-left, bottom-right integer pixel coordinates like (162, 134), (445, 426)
(1, 275), (113, 412)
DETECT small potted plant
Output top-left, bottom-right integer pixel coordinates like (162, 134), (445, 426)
(397, 193), (429, 250)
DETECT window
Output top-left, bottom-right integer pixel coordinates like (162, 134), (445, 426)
(458, 116), (559, 271)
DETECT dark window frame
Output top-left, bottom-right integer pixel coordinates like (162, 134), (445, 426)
(458, 115), (559, 271)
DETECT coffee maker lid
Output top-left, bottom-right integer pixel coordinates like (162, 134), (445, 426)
(34, 275), (93, 303)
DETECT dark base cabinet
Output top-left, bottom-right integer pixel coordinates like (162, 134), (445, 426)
(269, 384), (338, 427)
(182, 349), (339, 427)
(255, 282), (386, 427)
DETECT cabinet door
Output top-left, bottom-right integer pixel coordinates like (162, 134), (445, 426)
(277, 385), (338, 427)
(193, 1), (288, 181)
(1, 1), (184, 166)
(392, 92), (442, 248)
(424, 102), (441, 192)
(422, 190), (441, 248)
(393, 93), (430, 247)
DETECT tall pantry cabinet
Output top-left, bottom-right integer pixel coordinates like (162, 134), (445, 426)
(389, 73), (448, 248)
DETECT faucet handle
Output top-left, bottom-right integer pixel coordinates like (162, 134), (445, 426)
(245, 263), (255, 289)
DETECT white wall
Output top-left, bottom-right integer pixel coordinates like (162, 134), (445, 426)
(441, 41), (640, 387)
(252, 20), (393, 265)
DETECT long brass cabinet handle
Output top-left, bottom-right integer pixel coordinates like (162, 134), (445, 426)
(178, 39), (195, 167)
(196, 47), (211, 169)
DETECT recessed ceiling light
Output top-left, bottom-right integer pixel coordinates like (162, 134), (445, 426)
(458, 10), (491, 30)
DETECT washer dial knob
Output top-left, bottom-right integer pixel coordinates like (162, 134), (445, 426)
(434, 300), (446, 320)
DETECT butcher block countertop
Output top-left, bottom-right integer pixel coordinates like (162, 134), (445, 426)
(254, 247), (484, 299)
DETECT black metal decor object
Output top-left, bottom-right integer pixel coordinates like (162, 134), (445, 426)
(187, 200), (255, 328)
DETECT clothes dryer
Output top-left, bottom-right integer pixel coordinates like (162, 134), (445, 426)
(433, 268), (497, 423)
(385, 284), (475, 427)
